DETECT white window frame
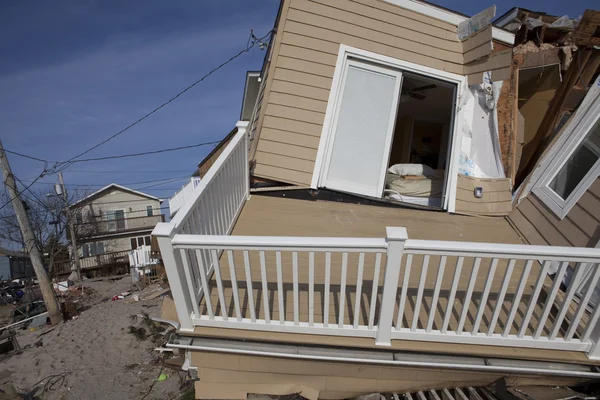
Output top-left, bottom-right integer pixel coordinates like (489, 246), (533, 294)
(105, 209), (126, 231)
(532, 97), (600, 219)
(311, 44), (467, 212)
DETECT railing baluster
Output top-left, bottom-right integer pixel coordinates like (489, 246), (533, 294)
(324, 252), (331, 327)
(309, 252), (315, 326)
(276, 251), (285, 324)
(549, 263), (587, 340)
(472, 258), (498, 334)
(368, 253), (382, 329)
(441, 256), (464, 333)
(503, 260), (533, 337)
(457, 257), (481, 334)
(226, 250), (242, 321)
(566, 264), (600, 341)
(488, 259), (515, 336)
(354, 253), (365, 329)
(583, 281), (600, 342)
(518, 260), (551, 337)
(259, 250), (270, 324)
(191, 249), (211, 319)
(210, 249), (228, 320)
(293, 251), (299, 326)
(427, 256), (446, 332)
(339, 252), (348, 328)
(396, 254), (413, 329)
(243, 250), (256, 323)
(412, 255), (430, 332)
(534, 261), (569, 339)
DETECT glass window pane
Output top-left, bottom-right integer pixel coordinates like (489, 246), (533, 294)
(144, 236), (151, 246)
(146, 205), (153, 217)
(549, 118), (600, 200)
(130, 238), (137, 250)
(138, 237), (144, 246)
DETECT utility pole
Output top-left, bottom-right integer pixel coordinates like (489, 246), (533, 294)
(0, 139), (62, 325)
(58, 171), (81, 281)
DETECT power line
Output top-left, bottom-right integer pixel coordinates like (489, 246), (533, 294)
(3, 148), (51, 163)
(22, 174), (191, 188)
(66, 169), (194, 174)
(53, 29), (273, 173)
(0, 173), (46, 212)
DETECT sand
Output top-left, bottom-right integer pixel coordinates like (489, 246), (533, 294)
(2, 277), (186, 399)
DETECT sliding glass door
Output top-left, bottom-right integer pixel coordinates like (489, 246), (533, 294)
(321, 59), (403, 198)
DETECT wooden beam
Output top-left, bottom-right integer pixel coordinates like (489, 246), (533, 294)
(572, 10), (600, 46)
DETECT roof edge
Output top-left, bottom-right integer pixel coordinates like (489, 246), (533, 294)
(70, 183), (164, 208)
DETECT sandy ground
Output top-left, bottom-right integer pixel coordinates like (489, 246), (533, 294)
(2, 277), (189, 400)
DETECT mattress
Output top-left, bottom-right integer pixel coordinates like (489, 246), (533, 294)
(385, 172), (444, 198)
(386, 193), (442, 207)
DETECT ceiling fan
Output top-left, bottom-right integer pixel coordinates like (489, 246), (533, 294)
(401, 83), (437, 100)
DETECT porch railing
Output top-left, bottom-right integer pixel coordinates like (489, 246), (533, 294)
(169, 177), (202, 217)
(153, 121), (600, 359)
(53, 250), (131, 275)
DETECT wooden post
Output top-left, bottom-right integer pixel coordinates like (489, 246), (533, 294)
(59, 172), (81, 280)
(0, 139), (62, 325)
(376, 227), (408, 346)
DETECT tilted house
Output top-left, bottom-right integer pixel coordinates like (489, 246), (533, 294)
(156, 1), (600, 399)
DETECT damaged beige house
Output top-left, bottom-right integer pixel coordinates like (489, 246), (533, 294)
(158, 1), (600, 399)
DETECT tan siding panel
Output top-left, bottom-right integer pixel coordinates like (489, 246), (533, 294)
(273, 67), (333, 90)
(278, 44), (338, 66)
(270, 79), (330, 102)
(292, 0), (462, 52)
(253, 163), (313, 186)
(280, 31), (340, 55)
(265, 103), (326, 125)
(256, 151), (315, 173)
(517, 198), (571, 247)
(262, 115), (323, 137)
(508, 207), (549, 245)
(577, 184), (600, 215)
(461, 26), (492, 53)
(464, 49), (513, 75)
(284, 12), (463, 68)
(276, 55), (336, 78)
(258, 140), (319, 160)
(587, 178), (600, 198)
(260, 128), (321, 149)
(463, 41), (493, 63)
(269, 92), (328, 113)
(349, 0), (457, 33)
(528, 195), (589, 247)
(566, 202), (598, 240)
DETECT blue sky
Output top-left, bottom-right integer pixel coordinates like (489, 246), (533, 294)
(0, 0), (594, 209)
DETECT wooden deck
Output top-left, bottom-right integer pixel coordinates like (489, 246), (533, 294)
(193, 195), (596, 365)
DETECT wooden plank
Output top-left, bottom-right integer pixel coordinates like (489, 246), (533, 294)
(258, 140), (319, 160)
(259, 127), (321, 149)
(572, 10), (600, 46)
(268, 91), (328, 113)
(262, 115), (323, 137)
(277, 55), (336, 78)
(278, 43), (338, 67)
(273, 67), (333, 90)
(271, 79), (331, 102)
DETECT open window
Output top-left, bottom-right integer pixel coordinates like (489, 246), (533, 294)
(533, 108), (600, 219)
(315, 47), (462, 210)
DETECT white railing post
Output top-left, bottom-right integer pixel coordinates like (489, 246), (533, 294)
(376, 227), (408, 346)
(235, 120), (250, 199)
(153, 222), (194, 331)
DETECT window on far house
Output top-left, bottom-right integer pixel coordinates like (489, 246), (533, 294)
(81, 242), (105, 257)
(75, 211), (83, 225)
(130, 236), (151, 250)
(146, 205), (153, 217)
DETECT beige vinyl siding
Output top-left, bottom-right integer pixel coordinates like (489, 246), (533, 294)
(192, 351), (582, 400)
(508, 178), (600, 247)
(252, 0), (507, 185)
(454, 175), (513, 216)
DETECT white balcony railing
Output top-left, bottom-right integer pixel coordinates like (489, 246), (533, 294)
(154, 121), (600, 359)
(169, 177), (202, 217)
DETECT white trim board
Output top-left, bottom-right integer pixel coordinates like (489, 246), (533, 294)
(311, 44), (467, 213)
(383, 0), (515, 45)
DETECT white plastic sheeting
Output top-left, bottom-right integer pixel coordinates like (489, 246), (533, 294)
(458, 71), (506, 179)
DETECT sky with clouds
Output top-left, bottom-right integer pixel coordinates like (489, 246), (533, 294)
(0, 0), (595, 212)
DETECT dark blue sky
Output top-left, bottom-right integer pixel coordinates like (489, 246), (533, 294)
(0, 0), (594, 207)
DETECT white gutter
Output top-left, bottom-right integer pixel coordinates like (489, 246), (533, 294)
(168, 336), (600, 379)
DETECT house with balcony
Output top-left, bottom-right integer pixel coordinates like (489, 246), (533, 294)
(158, 1), (600, 399)
(54, 184), (165, 275)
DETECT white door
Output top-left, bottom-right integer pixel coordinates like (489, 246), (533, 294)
(321, 59), (403, 197)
